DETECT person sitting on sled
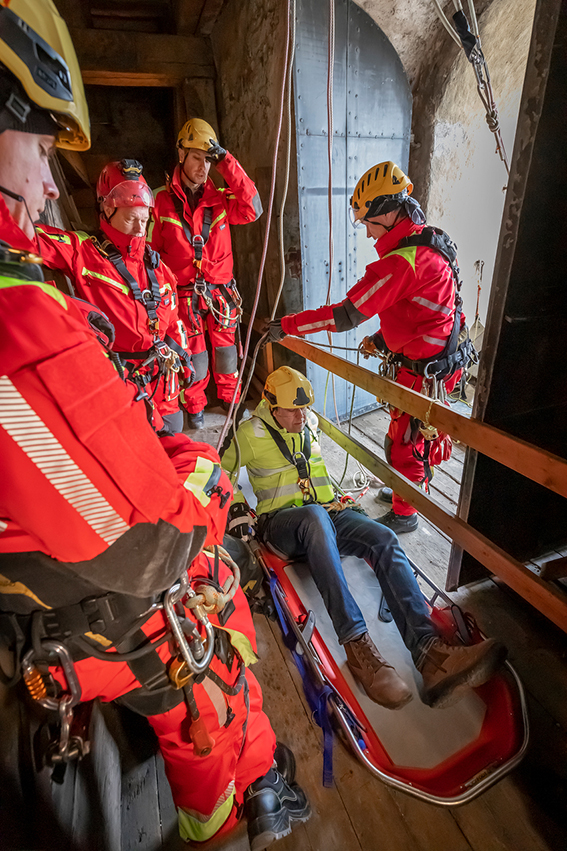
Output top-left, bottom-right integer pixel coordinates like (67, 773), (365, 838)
(222, 366), (506, 710)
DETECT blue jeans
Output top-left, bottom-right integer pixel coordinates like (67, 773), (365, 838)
(262, 505), (437, 662)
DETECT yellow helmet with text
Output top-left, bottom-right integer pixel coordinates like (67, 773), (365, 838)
(177, 117), (218, 152)
(0, 0), (90, 150)
(263, 367), (314, 409)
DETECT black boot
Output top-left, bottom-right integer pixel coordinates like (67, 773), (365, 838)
(274, 742), (295, 784)
(376, 509), (418, 534)
(244, 767), (311, 851)
(185, 410), (204, 430)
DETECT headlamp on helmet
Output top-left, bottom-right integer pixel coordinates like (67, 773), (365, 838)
(263, 367), (314, 410)
(96, 160), (154, 210)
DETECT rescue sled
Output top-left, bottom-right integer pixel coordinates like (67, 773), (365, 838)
(253, 542), (528, 806)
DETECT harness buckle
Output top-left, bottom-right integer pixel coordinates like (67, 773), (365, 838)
(193, 277), (208, 296)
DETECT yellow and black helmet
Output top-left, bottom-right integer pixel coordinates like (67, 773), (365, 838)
(350, 161), (413, 225)
(177, 117), (218, 152)
(0, 0), (90, 150)
(263, 367), (314, 409)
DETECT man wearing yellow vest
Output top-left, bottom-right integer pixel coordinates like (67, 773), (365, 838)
(222, 367), (506, 710)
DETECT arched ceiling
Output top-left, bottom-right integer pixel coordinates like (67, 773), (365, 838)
(352, 0), (491, 88)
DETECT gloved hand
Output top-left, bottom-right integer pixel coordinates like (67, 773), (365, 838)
(262, 318), (286, 343)
(358, 331), (386, 359)
(206, 139), (227, 163)
(227, 502), (256, 542)
(358, 335), (379, 359)
(87, 310), (116, 346)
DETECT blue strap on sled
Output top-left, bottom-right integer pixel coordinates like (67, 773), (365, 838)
(269, 572), (364, 787)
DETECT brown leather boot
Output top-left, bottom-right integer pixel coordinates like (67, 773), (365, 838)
(417, 637), (507, 709)
(345, 633), (413, 709)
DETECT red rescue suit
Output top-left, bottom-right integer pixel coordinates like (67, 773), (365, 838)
(281, 217), (464, 515)
(0, 196), (274, 843)
(51, 550), (275, 844)
(150, 154), (263, 412)
(37, 219), (191, 431)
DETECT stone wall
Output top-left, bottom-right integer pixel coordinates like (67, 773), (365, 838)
(211, 0), (301, 332)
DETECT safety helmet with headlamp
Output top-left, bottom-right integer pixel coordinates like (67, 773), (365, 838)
(96, 160), (154, 211)
(0, 0), (90, 150)
(263, 367), (314, 410)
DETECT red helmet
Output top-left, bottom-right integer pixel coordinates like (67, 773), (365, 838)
(96, 159), (154, 210)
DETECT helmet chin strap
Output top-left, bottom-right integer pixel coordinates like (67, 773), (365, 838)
(0, 184), (39, 242)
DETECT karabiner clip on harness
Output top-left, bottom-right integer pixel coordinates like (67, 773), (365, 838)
(263, 420), (317, 504)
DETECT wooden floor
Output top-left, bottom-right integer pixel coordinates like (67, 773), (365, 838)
(170, 402), (567, 851)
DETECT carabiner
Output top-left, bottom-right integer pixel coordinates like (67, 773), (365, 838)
(163, 573), (215, 676)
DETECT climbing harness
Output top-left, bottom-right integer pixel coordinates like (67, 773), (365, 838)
(171, 192), (243, 332)
(262, 419), (317, 504)
(94, 235), (190, 401)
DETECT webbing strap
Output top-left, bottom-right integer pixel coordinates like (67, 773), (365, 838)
(268, 573), (334, 786)
(171, 192), (213, 263)
(262, 420), (312, 475)
(97, 238), (162, 329)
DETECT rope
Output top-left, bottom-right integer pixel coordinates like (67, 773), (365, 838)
(216, 0), (293, 451)
(431, 0), (510, 176)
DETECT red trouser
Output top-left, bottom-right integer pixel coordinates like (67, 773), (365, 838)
(387, 367), (459, 516)
(51, 571), (275, 842)
(178, 287), (241, 413)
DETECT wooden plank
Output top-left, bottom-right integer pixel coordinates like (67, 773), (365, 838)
(70, 28), (215, 85)
(316, 411), (567, 633)
(279, 337), (567, 501)
(539, 555), (567, 581)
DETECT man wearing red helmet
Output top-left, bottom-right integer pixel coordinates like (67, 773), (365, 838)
(150, 118), (263, 429)
(267, 162), (476, 534)
(37, 159), (193, 435)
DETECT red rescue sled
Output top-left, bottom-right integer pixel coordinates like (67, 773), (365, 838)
(254, 543), (528, 806)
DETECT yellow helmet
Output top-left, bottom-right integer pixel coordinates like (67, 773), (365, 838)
(350, 161), (413, 225)
(0, 0), (90, 150)
(177, 117), (218, 152)
(263, 367), (314, 409)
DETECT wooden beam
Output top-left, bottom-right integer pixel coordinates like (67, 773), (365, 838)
(196, 0), (226, 36)
(280, 337), (567, 501)
(317, 412), (567, 633)
(70, 28), (215, 86)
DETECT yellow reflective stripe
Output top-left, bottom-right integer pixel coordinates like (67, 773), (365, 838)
(183, 457), (217, 507)
(218, 626), (258, 666)
(210, 210), (227, 230)
(160, 216), (183, 228)
(75, 231), (92, 244)
(178, 789), (235, 842)
(81, 267), (129, 294)
(383, 245), (418, 271)
(36, 227), (71, 245)
(0, 276), (68, 309)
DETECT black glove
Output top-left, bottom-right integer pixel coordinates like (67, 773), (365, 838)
(266, 319), (286, 343)
(227, 502), (255, 542)
(87, 310), (115, 346)
(206, 139), (227, 163)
